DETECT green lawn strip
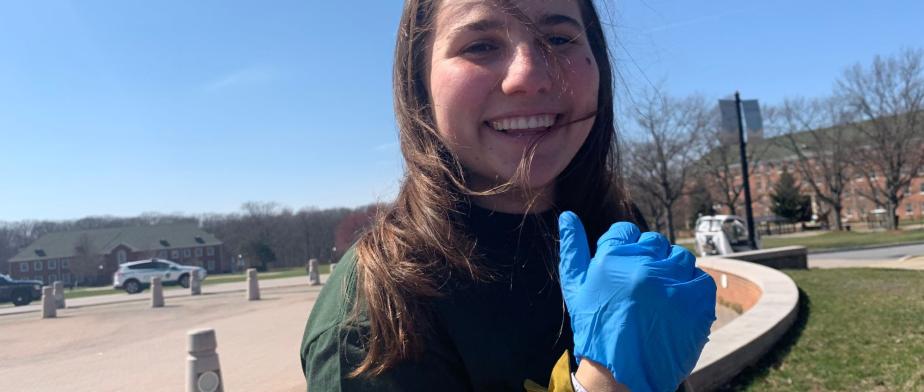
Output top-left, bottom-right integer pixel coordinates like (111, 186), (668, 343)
(679, 229), (924, 253)
(62, 265), (330, 300)
(761, 229), (924, 252)
(727, 268), (924, 391)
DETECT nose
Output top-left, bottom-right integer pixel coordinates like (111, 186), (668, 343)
(500, 43), (553, 96)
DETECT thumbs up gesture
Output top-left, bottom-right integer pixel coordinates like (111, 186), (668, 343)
(558, 212), (716, 392)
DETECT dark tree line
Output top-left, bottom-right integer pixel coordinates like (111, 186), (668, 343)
(1, 202), (380, 274)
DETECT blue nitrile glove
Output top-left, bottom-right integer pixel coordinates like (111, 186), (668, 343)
(558, 211), (717, 392)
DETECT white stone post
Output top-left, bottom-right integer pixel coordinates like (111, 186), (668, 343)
(246, 268), (260, 301)
(187, 328), (224, 392)
(190, 272), (201, 296)
(151, 277), (165, 308)
(53, 281), (66, 309)
(41, 286), (56, 319)
(308, 258), (321, 286)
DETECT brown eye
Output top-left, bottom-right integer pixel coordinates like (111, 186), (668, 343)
(462, 41), (499, 55)
(547, 35), (576, 46)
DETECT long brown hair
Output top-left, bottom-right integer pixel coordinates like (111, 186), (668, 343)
(350, 0), (636, 377)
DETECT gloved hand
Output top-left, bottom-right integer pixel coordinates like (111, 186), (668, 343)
(558, 211), (716, 392)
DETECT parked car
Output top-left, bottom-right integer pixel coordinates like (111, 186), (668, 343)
(113, 258), (207, 294)
(694, 215), (761, 257)
(0, 273), (43, 306)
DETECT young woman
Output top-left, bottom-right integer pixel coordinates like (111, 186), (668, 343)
(301, 1), (715, 391)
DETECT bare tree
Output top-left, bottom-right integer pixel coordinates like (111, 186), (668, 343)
(698, 113), (772, 216)
(776, 96), (853, 230)
(836, 48), (924, 229)
(625, 92), (709, 243)
(72, 233), (102, 285)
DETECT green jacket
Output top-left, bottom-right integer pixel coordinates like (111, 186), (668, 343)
(300, 207), (575, 391)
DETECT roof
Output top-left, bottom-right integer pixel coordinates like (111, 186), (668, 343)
(8, 223), (222, 263)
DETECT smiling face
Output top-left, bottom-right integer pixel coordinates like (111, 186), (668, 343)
(428, 0), (600, 211)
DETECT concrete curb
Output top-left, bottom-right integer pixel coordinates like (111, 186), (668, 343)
(686, 257), (800, 391)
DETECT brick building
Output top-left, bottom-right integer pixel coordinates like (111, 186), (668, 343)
(7, 224), (226, 286)
(710, 133), (924, 227)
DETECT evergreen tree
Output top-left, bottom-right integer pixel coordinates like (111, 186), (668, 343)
(771, 169), (812, 223)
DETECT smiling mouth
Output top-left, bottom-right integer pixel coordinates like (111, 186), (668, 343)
(485, 114), (559, 135)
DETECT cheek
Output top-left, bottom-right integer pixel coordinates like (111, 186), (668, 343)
(430, 63), (496, 137)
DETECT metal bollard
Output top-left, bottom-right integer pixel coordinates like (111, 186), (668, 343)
(308, 259), (321, 286)
(246, 268), (260, 301)
(187, 328), (224, 392)
(151, 277), (164, 308)
(190, 272), (201, 296)
(53, 281), (66, 309)
(41, 286), (56, 319)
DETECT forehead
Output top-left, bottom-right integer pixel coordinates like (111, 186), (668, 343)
(433, 0), (585, 34)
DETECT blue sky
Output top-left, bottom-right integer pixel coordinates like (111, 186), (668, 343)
(1, 0), (921, 221)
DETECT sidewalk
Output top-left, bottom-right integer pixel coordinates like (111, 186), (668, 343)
(0, 273), (328, 317)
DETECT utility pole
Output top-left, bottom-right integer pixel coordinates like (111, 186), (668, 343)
(734, 91), (758, 249)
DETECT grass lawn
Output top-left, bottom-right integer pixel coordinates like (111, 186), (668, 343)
(681, 229), (924, 253)
(761, 229), (924, 252)
(723, 268), (924, 391)
(62, 265), (331, 300)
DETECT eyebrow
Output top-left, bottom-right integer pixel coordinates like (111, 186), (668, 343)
(537, 13), (584, 30)
(451, 13), (584, 37)
(451, 19), (505, 36)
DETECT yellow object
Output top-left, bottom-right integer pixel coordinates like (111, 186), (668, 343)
(523, 350), (575, 392)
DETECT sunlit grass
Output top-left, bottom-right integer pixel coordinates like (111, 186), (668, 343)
(724, 268), (924, 391)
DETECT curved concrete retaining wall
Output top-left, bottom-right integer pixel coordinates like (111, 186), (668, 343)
(685, 255), (800, 391)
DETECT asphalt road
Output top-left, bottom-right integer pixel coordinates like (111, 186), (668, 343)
(808, 242), (924, 268)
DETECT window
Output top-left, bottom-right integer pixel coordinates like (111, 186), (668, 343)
(920, 183), (924, 194)
(207, 247), (215, 256)
(61, 259), (69, 268)
(34, 261), (43, 271)
(195, 248), (203, 257)
(207, 259), (215, 271)
(48, 274), (57, 283)
(158, 250), (167, 258)
(183, 249), (191, 258)
(129, 262), (155, 270)
(153, 261), (170, 270)
(20, 263), (29, 273)
(48, 259), (58, 269)
(117, 250), (127, 263)
(906, 204), (914, 214)
(63, 273), (72, 284)
(171, 250), (180, 259)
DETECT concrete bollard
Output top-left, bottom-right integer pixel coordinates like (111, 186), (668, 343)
(190, 272), (201, 296)
(151, 277), (165, 308)
(187, 328), (224, 392)
(53, 281), (66, 309)
(41, 286), (56, 319)
(246, 268), (260, 301)
(308, 258), (321, 286)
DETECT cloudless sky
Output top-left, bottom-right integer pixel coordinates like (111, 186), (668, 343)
(1, 0), (921, 221)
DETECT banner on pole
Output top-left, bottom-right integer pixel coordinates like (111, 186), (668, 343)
(718, 99), (738, 145)
(741, 100), (763, 141)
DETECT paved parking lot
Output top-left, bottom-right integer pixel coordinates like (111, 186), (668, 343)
(0, 283), (321, 392)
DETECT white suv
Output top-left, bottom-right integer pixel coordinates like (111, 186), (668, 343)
(113, 258), (207, 294)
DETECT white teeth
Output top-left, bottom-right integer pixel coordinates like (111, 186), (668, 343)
(490, 114), (555, 131)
